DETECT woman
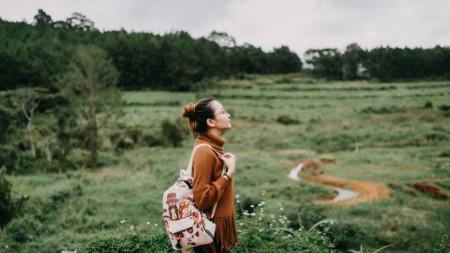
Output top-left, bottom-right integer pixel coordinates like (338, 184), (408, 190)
(182, 97), (238, 253)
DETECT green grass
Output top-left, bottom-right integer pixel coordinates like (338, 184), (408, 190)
(2, 75), (450, 252)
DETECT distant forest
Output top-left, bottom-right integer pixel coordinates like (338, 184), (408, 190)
(305, 43), (450, 81)
(0, 10), (302, 91)
(1, 9), (449, 92)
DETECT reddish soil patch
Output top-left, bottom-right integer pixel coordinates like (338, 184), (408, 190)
(412, 182), (448, 199)
(301, 160), (323, 176)
(304, 174), (391, 206)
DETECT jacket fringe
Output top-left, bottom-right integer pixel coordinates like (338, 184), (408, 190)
(213, 215), (238, 252)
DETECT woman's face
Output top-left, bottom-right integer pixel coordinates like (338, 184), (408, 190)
(209, 100), (232, 130)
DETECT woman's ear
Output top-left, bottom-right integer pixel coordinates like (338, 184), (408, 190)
(206, 118), (216, 128)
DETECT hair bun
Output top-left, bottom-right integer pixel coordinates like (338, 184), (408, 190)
(182, 103), (196, 119)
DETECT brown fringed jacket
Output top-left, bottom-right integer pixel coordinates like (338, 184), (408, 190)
(192, 133), (237, 253)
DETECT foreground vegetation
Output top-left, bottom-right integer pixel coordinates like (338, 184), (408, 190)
(1, 74), (450, 252)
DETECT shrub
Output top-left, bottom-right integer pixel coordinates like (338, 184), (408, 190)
(0, 145), (17, 173)
(48, 183), (83, 210)
(1, 213), (56, 253)
(160, 119), (186, 147)
(0, 167), (15, 227)
(79, 233), (173, 253)
(2, 215), (41, 243)
(64, 148), (91, 169)
(142, 133), (164, 147)
(79, 198), (336, 253)
(125, 128), (143, 145)
(425, 132), (449, 142)
(327, 222), (369, 250)
(116, 137), (135, 150)
(97, 152), (121, 167)
(233, 201), (336, 253)
(276, 115), (300, 125)
(438, 104), (450, 112)
(437, 234), (450, 253)
(0, 105), (14, 143)
(424, 101), (433, 108)
(326, 222), (389, 252)
(237, 195), (262, 217)
(360, 106), (404, 114)
(295, 203), (327, 229)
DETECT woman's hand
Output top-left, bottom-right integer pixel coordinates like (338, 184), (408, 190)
(220, 152), (236, 177)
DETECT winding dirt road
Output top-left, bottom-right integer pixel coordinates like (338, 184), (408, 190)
(303, 174), (391, 205)
(288, 162), (390, 205)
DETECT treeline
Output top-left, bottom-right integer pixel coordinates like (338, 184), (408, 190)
(306, 43), (450, 81)
(0, 10), (302, 91)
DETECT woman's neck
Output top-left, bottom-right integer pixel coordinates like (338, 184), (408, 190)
(207, 128), (223, 138)
(199, 129), (226, 147)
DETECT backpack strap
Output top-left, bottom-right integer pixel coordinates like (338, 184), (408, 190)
(184, 144), (210, 177)
(180, 143), (226, 219)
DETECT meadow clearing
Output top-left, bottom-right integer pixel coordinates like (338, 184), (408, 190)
(3, 74), (450, 253)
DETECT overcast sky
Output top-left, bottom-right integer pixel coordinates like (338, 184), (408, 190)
(1, 0), (449, 56)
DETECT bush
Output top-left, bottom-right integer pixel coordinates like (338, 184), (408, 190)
(116, 137), (135, 150)
(295, 203), (327, 229)
(437, 234), (450, 253)
(2, 215), (42, 243)
(276, 115), (300, 125)
(0, 145), (18, 173)
(425, 132), (449, 142)
(97, 152), (121, 167)
(0, 213), (56, 253)
(142, 133), (165, 147)
(327, 222), (368, 250)
(438, 104), (450, 112)
(160, 119), (186, 147)
(326, 221), (389, 251)
(237, 195), (262, 217)
(360, 106), (404, 114)
(424, 101), (433, 109)
(233, 201), (335, 253)
(79, 233), (173, 253)
(0, 105), (14, 143)
(0, 167), (15, 227)
(78, 198), (336, 253)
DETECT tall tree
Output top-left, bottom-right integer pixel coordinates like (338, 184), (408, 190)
(207, 31), (236, 48)
(9, 88), (44, 158)
(57, 45), (120, 168)
(305, 48), (343, 79)
(268, 46), (302, 73)
(342, 43), (366, 79)
(66, 12), (96, 31)
(33, 9), (53, 26)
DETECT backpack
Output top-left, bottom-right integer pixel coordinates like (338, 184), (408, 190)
(162, 144), (225, 250)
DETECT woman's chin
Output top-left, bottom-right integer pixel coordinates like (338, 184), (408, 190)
(222, 124), (232, 131)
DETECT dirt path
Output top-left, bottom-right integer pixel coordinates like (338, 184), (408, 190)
(92, 167), (116, 175)
(303, 174), (390, 205)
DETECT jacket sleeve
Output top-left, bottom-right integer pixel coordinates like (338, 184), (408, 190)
(192, 146), (228, 210)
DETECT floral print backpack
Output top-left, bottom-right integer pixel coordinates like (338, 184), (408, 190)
(162, 144), (224, 250)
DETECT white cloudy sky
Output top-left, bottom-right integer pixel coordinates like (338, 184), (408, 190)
(1, 0), (449, 56)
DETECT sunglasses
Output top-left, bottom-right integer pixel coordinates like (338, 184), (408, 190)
(214, 108), (229, 116)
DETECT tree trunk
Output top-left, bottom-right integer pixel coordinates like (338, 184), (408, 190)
(27, 122), (37, 158)
(88, 105), (97, 168)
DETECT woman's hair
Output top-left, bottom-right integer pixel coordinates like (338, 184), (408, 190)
(182, 97), (216, 136)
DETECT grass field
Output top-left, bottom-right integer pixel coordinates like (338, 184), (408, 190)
(3, 75), (450, 252)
